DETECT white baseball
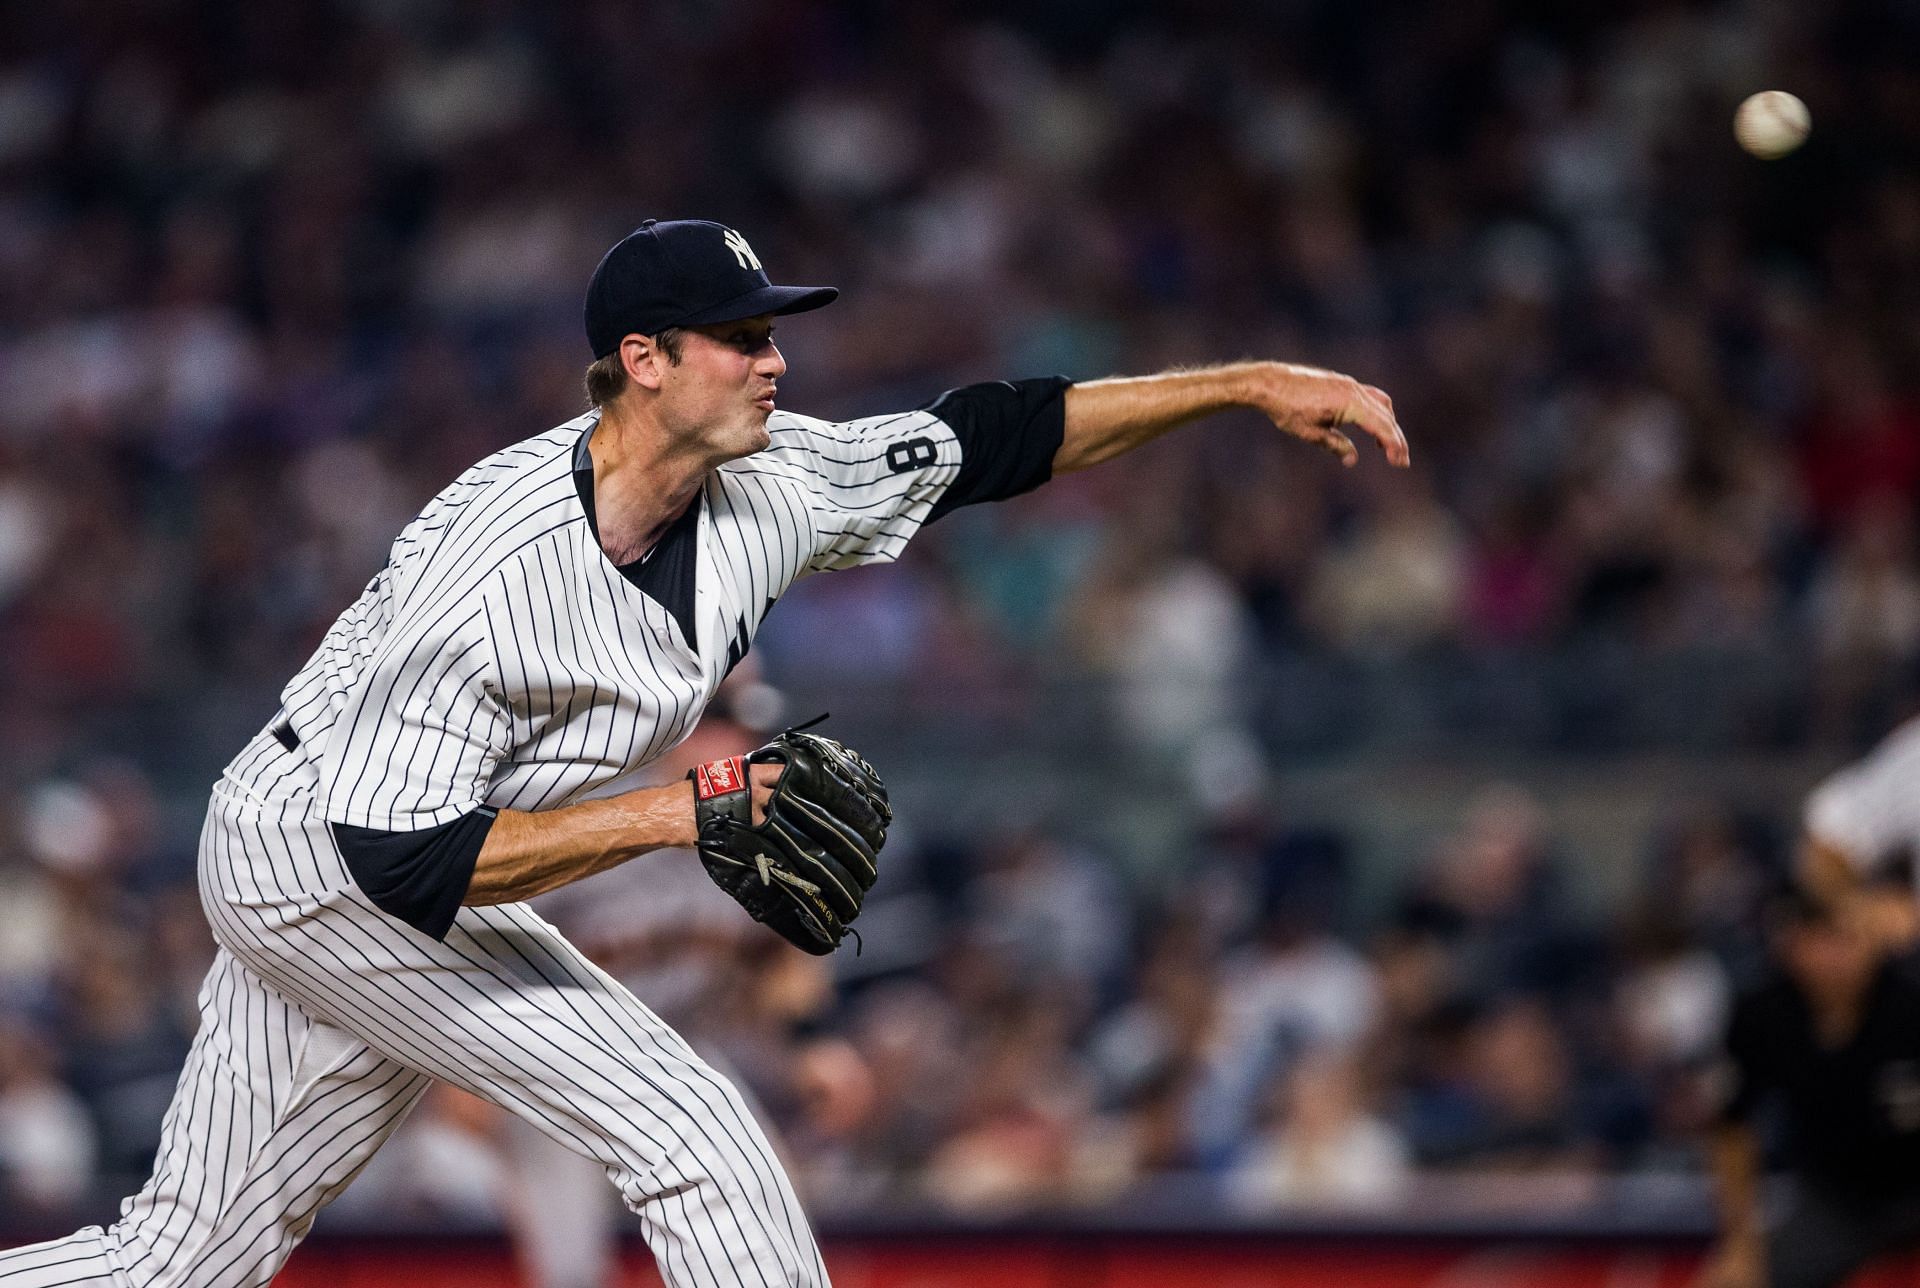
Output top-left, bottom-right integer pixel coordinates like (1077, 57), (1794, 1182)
(1734, 91), (1810, 159)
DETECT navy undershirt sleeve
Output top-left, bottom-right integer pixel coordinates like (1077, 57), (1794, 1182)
(331, 807), (498, 940)
(923, 376), (1071, 523)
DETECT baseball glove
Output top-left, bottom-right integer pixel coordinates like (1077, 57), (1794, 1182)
(688, 722), (891, 955)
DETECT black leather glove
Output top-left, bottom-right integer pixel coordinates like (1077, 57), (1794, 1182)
(688, 724), (890, 954)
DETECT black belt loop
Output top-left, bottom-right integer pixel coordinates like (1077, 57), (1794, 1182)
(272, 720), (300, 752)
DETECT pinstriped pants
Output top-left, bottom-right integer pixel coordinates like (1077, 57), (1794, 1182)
(0, 785), (827, 1288)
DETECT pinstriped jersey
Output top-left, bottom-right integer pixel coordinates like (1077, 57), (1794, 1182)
(220, 401), (987, 828)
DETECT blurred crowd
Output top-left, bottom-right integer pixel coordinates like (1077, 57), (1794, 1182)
(0, 737), (1803, 1221)
(781, 779), (1773, 1213)
(3, 0), (1920, 1229)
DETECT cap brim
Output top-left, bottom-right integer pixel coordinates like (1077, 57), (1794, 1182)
(677, 284), (839, 327)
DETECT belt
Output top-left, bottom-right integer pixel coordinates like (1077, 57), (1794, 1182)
(272, 719), (300, 752)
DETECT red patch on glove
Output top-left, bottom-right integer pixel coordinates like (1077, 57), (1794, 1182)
(692, 755), (749, 801)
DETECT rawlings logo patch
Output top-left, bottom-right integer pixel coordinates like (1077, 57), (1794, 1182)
(694, 756), (748, 800)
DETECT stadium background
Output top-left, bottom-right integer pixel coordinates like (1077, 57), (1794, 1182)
(3, 0), (1919, 1282)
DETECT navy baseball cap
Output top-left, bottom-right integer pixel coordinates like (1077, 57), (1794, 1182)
(584, 219), (838, 358)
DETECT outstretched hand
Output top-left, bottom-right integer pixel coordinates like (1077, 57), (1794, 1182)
(1248, 362), (1410, 469)
(1054, 361), (1411, 474)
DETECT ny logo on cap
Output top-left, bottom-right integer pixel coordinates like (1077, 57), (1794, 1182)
(723, 228), (761, 272)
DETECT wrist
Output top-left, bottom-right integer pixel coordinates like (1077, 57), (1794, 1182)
(1225, 360), (1283, 413)
(669, 778), (700, 848)
(617, 780), (700, 853)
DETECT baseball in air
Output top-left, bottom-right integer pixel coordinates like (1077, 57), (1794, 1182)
(1734, 91), (1810, 159)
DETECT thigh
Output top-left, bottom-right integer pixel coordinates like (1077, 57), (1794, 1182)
(200, 797), (825, 1287)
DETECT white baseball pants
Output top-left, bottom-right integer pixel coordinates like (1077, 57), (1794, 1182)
(0, 784), (826, 1288)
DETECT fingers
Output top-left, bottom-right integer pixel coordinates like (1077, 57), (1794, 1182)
(1263, 365), (1412, 468)
(1332, 380), (1410, 468)
(1362, 384), (1410, 466)
(1311, 425), (1358, 466)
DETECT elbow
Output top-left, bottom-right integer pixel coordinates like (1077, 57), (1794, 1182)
(1050, 442), (1092, 475)
(330, 810), (496, 940)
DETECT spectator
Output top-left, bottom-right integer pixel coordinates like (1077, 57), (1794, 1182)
(1397, 785), (1595, 999)
(1303, 472), (1468, 655)
(0, 1023), (96, 1213)
(1191, 894), (1378, 1165)
(1227, 1046), (1411, 1210)
(1407, 997), (1599, 1173)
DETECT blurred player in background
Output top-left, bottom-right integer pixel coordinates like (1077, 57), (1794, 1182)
(1696, 707), (1920, 1287)
(1800, 712), (1920, 946)
(1700, 888), (1920, 1288)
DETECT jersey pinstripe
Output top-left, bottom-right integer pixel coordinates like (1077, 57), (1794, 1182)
(221, 405), (962, 827)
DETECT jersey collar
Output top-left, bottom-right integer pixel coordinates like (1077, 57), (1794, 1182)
(572, 419), (705, 650)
